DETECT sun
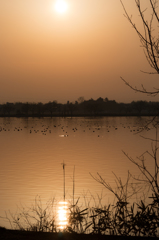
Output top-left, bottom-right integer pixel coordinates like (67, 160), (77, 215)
(54, 0), (68, 14)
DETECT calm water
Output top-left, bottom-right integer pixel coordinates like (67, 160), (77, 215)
(0, 116), (156, 228)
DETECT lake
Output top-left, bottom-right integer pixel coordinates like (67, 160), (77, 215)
(0, 116), (156, 228)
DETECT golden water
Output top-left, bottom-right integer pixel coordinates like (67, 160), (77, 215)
(0, 116), (156, 228)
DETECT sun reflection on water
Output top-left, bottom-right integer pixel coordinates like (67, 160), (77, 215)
(58, 201), (68, 230)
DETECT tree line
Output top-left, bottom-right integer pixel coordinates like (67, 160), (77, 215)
(0, 97), (159, 117)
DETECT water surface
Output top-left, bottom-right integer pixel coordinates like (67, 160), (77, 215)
(0, 116), (156, 228)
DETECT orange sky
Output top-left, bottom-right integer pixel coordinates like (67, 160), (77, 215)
(0, 0), (159, 104)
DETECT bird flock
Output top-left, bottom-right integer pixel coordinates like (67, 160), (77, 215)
(0, 119), (150, 138)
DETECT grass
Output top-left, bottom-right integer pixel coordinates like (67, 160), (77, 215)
(1, 192), (158, 237)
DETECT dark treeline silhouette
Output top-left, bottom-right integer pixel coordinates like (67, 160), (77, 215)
(0, 97), (159, 117)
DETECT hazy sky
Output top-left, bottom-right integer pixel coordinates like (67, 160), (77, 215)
(0, 0), (159, 104)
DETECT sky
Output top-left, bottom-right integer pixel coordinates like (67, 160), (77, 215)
(0, 0), (159, 104)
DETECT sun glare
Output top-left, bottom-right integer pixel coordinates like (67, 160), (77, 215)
(58, 201), (68, 230)
(54, 0), (68, 14)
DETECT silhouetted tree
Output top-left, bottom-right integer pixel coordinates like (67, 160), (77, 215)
(2, 102), (14, 116)
(130, 101), (148, 115)
(37, 102), (44, 117)
(104, 97), (109, 102)
(46, 101), (58, 117)
(67, 102), (75, 116)
(22, 102), (29, 116)
(121, 0), (159, 94)
(29, 103), (37, 116)
(78, 96), (85, 104)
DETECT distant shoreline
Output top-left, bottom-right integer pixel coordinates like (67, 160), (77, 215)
(1, 99), (159, 118)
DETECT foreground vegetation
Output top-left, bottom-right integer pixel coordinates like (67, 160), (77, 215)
(3, 179), (159, 237)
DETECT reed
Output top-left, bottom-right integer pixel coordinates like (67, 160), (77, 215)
(3, 189), (158, 236)
(2, 154), (159, 237)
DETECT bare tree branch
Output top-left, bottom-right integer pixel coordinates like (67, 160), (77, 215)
(120, 0), (159, 95)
